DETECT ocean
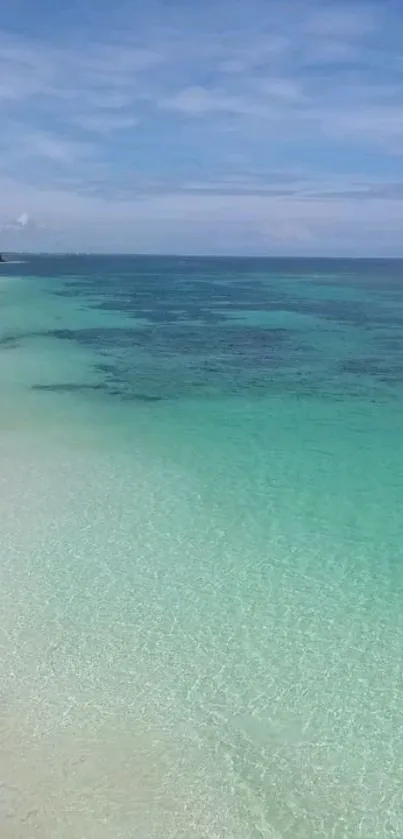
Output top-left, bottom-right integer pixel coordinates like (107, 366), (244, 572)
(1, 255), (403, 838)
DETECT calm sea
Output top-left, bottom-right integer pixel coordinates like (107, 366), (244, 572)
(1, 255), (403, 838)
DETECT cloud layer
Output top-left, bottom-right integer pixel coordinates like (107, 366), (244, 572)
(1, 0), (403, 254)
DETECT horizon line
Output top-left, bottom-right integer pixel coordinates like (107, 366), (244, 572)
(3, 251), (403, 261)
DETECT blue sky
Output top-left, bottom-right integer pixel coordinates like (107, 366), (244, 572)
(1, 0), (403, 254)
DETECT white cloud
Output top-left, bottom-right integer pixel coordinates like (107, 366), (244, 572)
(16, 212), (29, 227)
(0, 210), (35, 232)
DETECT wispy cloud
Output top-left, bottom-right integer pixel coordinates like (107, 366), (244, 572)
(23, 132), (94, 162)
(305, 4), (378, 38)
(0, 34), (52, 101)
(160, 77), (305, 118)
(2, 0), (403, 253)
(319, 106), (403, 153)
(160, 86), (257, 117)
(73, 114), (139, 134)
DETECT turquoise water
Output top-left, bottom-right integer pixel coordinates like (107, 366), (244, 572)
(1, 256), (403, 837)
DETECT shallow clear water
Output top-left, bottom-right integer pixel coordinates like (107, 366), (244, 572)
(1, 256), (403, 837)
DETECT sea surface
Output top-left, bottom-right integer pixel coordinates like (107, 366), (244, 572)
(1, 255), (403, 838)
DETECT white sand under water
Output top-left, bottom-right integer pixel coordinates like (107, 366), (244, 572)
(2, 412), (403, 838)
(1, 429), (245, 839)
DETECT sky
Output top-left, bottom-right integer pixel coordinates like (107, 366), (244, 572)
(1, 0), (403, 255)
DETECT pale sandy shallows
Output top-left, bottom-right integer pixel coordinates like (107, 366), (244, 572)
(1, 434), (238, 839)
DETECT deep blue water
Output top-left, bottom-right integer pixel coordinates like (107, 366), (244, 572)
(3, 255), (403, 402)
